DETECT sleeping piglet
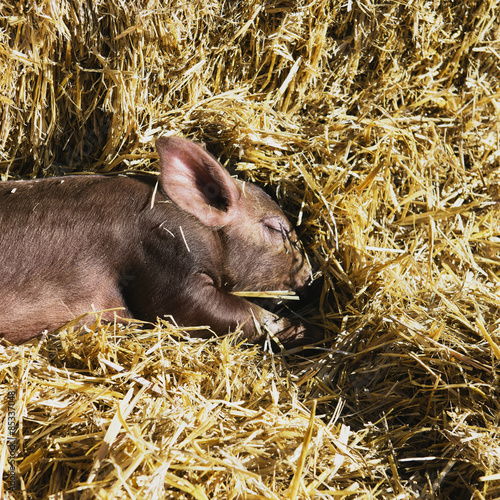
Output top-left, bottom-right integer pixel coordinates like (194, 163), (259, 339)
(0, 136), (321, 347)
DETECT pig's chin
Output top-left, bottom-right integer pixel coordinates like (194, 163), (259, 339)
(262, 276), (303, 293)
(229, 276), (294, 293)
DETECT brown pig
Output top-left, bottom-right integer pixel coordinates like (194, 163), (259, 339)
(0, 136), (321, 347)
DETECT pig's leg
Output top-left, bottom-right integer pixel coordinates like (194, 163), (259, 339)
(171, 273), (317, 346)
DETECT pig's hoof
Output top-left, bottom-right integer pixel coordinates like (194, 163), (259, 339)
(274, 321), (324, 350)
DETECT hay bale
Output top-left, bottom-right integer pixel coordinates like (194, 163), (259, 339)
(1, 0), (500, 498)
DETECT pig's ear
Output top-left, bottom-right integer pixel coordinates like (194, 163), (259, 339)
(156, 136), (241, 227)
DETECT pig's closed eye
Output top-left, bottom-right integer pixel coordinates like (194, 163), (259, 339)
(262, 217), (285, 234)
(261, 217), (292, 251)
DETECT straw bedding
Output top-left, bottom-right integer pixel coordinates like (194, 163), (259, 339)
(1, 0), (500, 498)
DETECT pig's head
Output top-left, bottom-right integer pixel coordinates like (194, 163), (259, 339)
(156, 136), (312, 293)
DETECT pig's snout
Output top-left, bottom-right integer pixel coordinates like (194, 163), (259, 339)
(295, 260), (313, 290)
(293, 255), (323, 301)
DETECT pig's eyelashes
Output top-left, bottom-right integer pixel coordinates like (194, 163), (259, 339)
(261, 217), (297, 253)
(264, 223), (282, 235)
(261, 216), (287, 234)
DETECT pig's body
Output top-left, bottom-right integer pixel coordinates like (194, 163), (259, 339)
(0, 174), (212, 341)
(0, 137), (319, 346)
